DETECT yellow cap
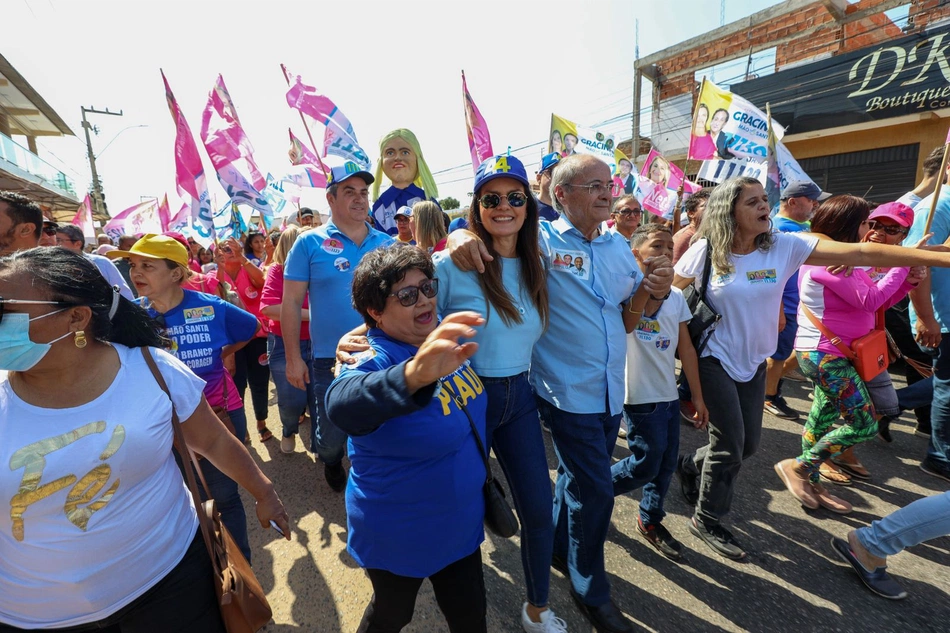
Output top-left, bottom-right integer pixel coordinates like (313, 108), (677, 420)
(106, 233), (189, 268)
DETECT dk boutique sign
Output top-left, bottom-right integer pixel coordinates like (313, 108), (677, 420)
(733, 23), (950, 135)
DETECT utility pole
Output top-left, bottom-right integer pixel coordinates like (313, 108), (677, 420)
(81, 106), (123, 216)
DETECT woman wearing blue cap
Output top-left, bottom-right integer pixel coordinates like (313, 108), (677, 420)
(433, 155), (565, 632)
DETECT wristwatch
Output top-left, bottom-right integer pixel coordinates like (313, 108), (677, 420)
(650, 290), (671, 301)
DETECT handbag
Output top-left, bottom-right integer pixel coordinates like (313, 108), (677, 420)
(681, 239), (721, 354)
(142, 347), (273, 633)
(442, 380), (519, 538)
(801, 306), (889, 382)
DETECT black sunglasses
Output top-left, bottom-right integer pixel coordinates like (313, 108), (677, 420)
(42, 226), (58, 236)
(479, 192), (527, 209)
(867, 221), (908, 236)
(389, 278), (439, 307)
(0, 298), (73, 325)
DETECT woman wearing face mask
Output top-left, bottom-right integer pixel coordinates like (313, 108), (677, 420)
(0, 247), (289, 632)
(108, 234), (261, 562)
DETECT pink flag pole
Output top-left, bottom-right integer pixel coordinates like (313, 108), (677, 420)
(280, 64), (330, 181)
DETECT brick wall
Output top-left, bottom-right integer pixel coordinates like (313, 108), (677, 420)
(653, 0), (950, 101)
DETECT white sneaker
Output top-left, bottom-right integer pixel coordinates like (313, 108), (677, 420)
(280, 435), (296, 454)
(521, 603), (568, 632)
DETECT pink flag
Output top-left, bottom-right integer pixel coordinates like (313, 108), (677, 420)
(200, 74), (274, 217)
(167, 202), (191, 234)
(161, 70), (214, 247)
(158, 194), (171, 231)
(287, 129), (328, 188)
(462, 71), (493, 173)
(71, 194), (95, 240)
(284, 70), (371, 169)
(102, 199), (162, 240)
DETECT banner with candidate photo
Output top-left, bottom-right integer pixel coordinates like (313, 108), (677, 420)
(633, 148), (700, 221)
(548, 114), (624, 175)
(689, 78), (785, 162)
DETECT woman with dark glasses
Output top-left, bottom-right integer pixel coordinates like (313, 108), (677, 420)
(107, 234), (261, 562)
(433, 155), (563, 632)
(0, 247), (289, 632)
(325, 246), (490, 633)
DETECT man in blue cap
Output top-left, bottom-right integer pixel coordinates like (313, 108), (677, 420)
(535, 153), (561, 221)
(281, 161), (393, 492)
(393, 205), (415, 244)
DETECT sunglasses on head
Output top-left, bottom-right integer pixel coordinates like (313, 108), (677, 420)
(0, 298), (73, 325)
(389, 278), (439, 307)
(867, 220), (908, 236)
(479, 192), (527, 209)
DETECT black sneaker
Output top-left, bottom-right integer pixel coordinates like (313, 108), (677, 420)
(676, 455), (699, 505)
(920, 458), (950, 483)
(915, 422), (932, 439)
(637, 517), (683, 561)
(324, 462), (347, 492)
(877, 416), (894, 443)
(764, 395), (799, 420)
(688, 517), (746, 560)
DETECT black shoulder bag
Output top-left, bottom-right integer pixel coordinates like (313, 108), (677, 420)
(681, 239), (721, 355)
(442, 380), (519, 538)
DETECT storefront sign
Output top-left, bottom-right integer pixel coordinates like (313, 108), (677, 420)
(733, 23), (950, 134)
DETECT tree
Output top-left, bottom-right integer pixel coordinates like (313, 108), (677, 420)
(439, 196), (460, 210)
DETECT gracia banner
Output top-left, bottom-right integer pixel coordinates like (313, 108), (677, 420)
(548, 114), (627, 175)
(688, 79), (785, 162)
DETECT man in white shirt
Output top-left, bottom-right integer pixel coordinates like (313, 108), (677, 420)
(55, 225), (134, 300)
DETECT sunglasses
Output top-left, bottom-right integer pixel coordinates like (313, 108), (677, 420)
(479, 192), (527, 209)
(0, 298), (73, 325)
(389, 278), (439, 307)
(867, 221), (908, 236)
(42, 226), (58, 236)
(615, 208), (641, 217)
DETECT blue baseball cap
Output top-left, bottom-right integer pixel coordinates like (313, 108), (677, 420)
(327, 161), (374, 187)
(394, 205), (413, 218)
(474, 155), (530, 193)
(538, 152), (561, 175)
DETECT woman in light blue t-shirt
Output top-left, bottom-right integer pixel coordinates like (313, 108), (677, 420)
(434, 154), (561, 632)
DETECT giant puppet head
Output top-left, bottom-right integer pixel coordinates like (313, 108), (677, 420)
(370, 129), (439, 235)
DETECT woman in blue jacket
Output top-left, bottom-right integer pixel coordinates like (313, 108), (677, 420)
(326, 246), (488, 633)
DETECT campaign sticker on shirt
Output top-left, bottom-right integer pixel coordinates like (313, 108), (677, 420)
(183, 306), (215, 324)
(746, 269), (778, 284)
(322, 238), (344, 255)
(551, 249), (590, 280)
(711, 271), (735, 287)
(635, 318), (660, 342)
(334, 257), (351, 272)
(245, 288), (259, 299)
(655, 335), (672, 351)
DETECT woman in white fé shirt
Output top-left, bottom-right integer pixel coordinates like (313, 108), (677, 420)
(0, 248), (290, 632)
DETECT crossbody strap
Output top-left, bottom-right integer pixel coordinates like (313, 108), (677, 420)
(699, 238), (713, 303)
(140, 347), (216, 556)
(801, 305), (855, 360)
(441, 379), (494, 486)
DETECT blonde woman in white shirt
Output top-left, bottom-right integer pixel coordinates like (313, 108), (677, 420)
(0, 247), (290, 632)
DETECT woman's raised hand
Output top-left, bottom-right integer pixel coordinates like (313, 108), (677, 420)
(405, 311), (484, 393)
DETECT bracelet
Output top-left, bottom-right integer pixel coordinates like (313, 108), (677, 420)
(627, 303), (643, 315)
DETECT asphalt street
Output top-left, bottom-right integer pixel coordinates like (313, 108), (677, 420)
(241, 371), (949, 632)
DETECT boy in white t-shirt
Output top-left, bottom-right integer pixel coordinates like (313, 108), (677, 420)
(612, 225), (708, 561)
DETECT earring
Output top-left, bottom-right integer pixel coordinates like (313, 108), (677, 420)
(74, 330), (87, 349)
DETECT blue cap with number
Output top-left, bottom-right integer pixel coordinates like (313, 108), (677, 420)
(474, 155), (529, 193)
(328, 161), (375, 186)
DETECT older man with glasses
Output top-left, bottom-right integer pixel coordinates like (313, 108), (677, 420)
(605, 196), (642, 247)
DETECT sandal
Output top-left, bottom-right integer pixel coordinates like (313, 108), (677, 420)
(819, 462), (852, 486)
(831, 458), (871, 480)
(258, 425), (274, 442)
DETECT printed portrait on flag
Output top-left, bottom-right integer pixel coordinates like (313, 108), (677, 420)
(633, 148), (700, 221)
(688, 79), (785, 162)
(548, 114), (618, 174)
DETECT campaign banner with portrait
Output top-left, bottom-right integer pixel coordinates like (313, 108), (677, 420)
(548, 114), (624, 175)
(633, 148), (700, 221)
(689, 78), (785, 162)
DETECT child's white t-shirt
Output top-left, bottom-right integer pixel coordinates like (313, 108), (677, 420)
(625, 288), (693, 405)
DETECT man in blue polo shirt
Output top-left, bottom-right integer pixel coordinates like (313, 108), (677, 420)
(282, 161), (393, 492)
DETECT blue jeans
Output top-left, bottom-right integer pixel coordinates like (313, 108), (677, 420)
(197, 405), (251, 562)
(482, 373), (553, 608)
(924, 337), (950, 466)
(310, 357), (347, 465)
(897, 376), (933, 412)
(267, 334), (315, 438)
(856, 491), (950, 558)
(537, 397), (620, 607)
(611, 400), (679, 527)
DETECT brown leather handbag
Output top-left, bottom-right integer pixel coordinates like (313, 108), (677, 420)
(142, 347), (272, 633)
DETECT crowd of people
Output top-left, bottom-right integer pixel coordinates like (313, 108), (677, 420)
(1, 141), (949, 632)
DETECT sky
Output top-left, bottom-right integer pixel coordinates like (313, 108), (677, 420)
(3, 0), (782, 217)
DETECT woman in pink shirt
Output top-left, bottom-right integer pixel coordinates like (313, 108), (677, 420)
(775, 196), (924, 513)
(215, 236), (272, 442)
(260, 227), (313, 454)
